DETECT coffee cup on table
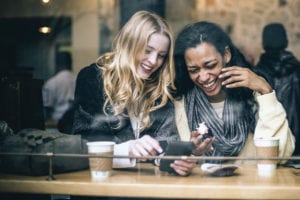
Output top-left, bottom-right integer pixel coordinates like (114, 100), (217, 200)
(86, 141), (115, 180)
(254, 137), (279, 177)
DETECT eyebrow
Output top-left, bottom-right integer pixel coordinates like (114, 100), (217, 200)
(186, 58), (217, 68)
(203, 59), (218, 66)
(146, 45), (168, 54)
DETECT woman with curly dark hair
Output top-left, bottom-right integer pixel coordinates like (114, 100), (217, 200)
(172, 21), (295, 166)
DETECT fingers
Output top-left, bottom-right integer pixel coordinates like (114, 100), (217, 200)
(203, 137), (215, 152)
(191, 131), (202, 145)
(219, 66), (257, 89)
(192, 137), (214, 156)
(219, 67), (249, 87)
(170, 159), (196, 176)
(140, 135), (163, 154)
(191, 130), (200, 137)
(129, 135), (163, 158)
(220, 66), (273, 93)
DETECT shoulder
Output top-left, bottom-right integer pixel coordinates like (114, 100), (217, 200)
(77, 63), (103, 82)
(75, 63), (104, 95)
(43, 74), (57, 89)
(78, 63), (101, 77)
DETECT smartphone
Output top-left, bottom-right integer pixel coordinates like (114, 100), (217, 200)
(159, 141), (195, 175)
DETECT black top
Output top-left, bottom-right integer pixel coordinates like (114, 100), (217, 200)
(72, 63), (180, 144)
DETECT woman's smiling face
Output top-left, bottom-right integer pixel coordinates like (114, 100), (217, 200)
(136, 33), (170, 80)
(184, 42), (230, 102)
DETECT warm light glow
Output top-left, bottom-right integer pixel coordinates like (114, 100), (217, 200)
(41, 0), (51, 4)
(38, 26), (52, 34)
(40, 0), (52, 6)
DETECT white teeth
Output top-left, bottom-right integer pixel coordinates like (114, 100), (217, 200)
(203, 80), (215, 88)
(142, 64), (151, 70)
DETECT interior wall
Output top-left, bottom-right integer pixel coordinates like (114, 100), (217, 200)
(0, 0), (299, 80)
(166, 0), (300, 65)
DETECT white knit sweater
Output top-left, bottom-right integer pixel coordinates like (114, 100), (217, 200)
(174, 91), (295, 164)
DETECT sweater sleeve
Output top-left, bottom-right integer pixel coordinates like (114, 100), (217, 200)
(72, 64), (112, 138)
(112, 141), (136, 168)
(254, 91), (295, 159)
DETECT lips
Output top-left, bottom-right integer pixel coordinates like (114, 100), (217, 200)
(141, 63), (152, 71)
(203, 80), (216, 88)
(200, 79), (219, 94)
(138, 63), (153, 79)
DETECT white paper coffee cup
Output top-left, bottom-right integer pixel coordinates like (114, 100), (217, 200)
(86, 141), (115, 180)
(254, 138), (279, 177)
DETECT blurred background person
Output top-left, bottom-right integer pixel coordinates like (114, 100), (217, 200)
(255, 23), (300, 156)
(42, 52), (76, 131)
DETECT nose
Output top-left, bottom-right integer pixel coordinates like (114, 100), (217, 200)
(198, 69), (210, 82)
(147, 52), (158, 65)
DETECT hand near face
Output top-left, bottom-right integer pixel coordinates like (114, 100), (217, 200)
(191, 130), (215, 156)
(219, 66), (272, 95)
(129, 135), (163, 160)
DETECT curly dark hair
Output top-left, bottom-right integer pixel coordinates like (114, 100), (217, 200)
(174, 21), (257, 132)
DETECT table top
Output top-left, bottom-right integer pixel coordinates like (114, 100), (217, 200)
(1, 163), (300, 199)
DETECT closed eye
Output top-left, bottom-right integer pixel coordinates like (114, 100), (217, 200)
(145, 48), (152, 54)
(187, 67), (200, 74)
(206, 62), (217, 69)
(158, 54), (166, 59)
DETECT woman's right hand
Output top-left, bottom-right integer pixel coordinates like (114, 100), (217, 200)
(190, 131), (214, 156)
(129, 135), (163, 160)
(219, 66), (273, 95)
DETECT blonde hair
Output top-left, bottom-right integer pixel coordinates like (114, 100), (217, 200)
(96, 10), (175, 130)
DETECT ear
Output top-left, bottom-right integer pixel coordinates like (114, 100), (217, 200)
(224, 46), (232, 64)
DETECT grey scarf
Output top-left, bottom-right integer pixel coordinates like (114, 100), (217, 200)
(185, 86), (249, 162)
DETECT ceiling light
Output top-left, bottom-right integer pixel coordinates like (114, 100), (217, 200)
(41, 0), (52, 6)
(38, 26), (52, 34)
(41, 0), (51, 4)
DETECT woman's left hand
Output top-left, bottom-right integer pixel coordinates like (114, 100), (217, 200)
(191, 131), (214, 156)
(170, 159), (196, 176)
(219, 66), (272, 94)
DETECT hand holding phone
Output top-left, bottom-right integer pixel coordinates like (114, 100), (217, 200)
(159, 141), (195, 175)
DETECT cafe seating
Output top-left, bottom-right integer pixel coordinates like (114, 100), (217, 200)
(0, 75), (45, 132)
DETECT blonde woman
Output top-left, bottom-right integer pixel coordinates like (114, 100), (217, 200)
(72, 11), (195, 175)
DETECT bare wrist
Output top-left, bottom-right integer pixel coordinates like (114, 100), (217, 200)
(259, 86), (272, 95)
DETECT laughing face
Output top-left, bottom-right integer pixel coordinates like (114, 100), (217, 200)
(136, 33), (170, 80)
(184, 42), (230, 102)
